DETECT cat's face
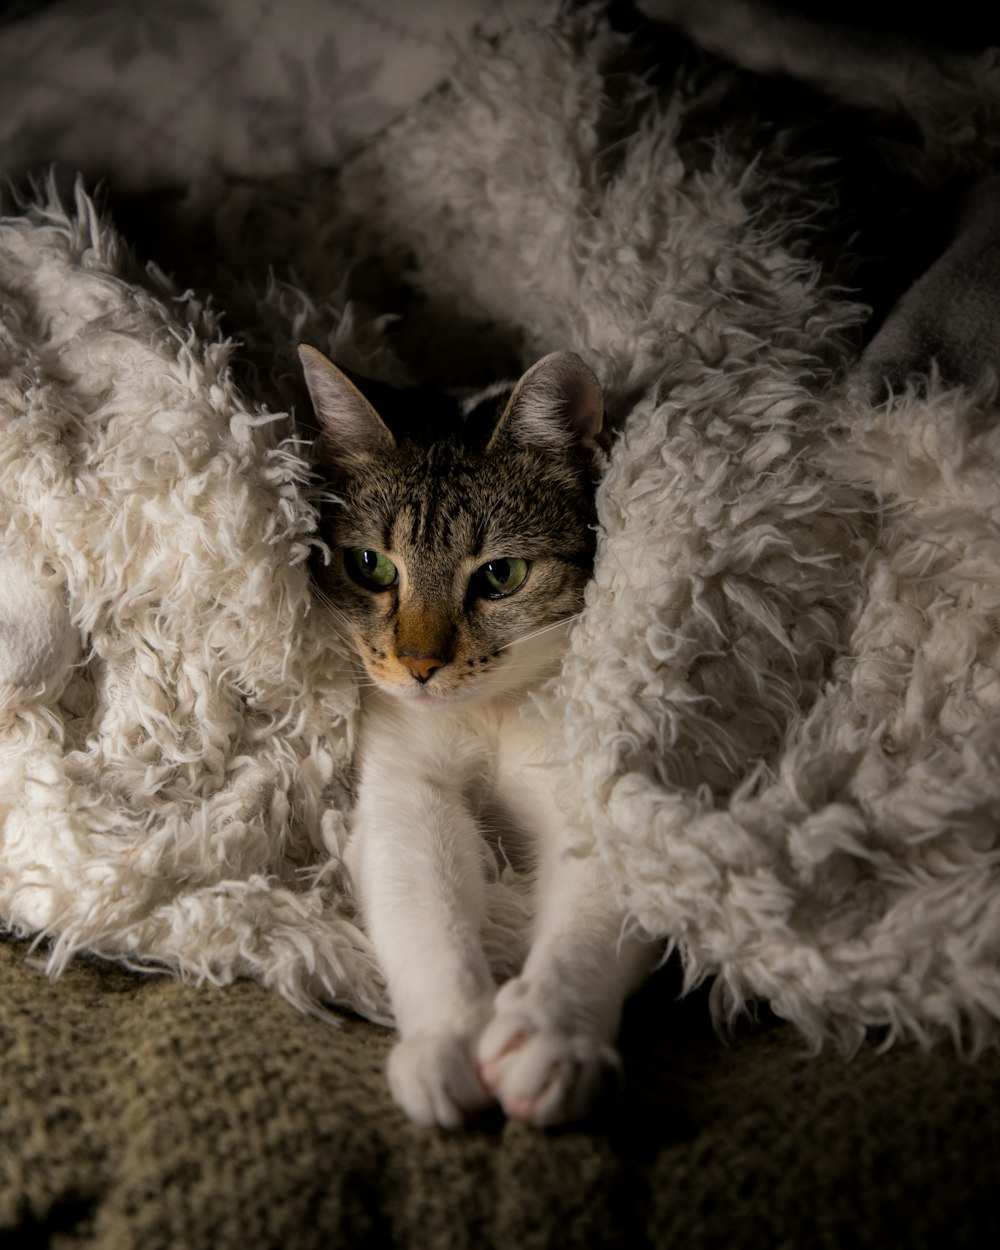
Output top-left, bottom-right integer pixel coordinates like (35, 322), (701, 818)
(300, 347), (607, 704)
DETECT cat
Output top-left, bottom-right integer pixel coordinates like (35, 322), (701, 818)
(299, 344), (654, 1128)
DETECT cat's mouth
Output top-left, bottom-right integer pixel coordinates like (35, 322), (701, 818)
(402, 686), (457, 705)
(380, 676), (483, 705)
(362, 658), (505, 705)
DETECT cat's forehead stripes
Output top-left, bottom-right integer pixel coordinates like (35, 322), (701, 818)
(395, 491), (477, 554)
(391, 442), (479, 551)
(384, 442), (586, 565)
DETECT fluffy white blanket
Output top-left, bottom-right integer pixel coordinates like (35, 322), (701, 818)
(3, 12), (1000, 1048)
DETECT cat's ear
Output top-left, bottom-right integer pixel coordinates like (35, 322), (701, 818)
(298, 344), (396, 462)
(492, 351), (608, 457)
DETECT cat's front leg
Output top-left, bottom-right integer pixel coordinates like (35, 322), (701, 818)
(348, 776), (497, 1129)
(476, 837), (655, 1128)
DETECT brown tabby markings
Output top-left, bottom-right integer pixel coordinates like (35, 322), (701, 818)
(303, 350), (605, 700)
(298, 346), (652, 1132)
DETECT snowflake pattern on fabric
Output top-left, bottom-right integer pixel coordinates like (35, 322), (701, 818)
(0, 0), (546, 191)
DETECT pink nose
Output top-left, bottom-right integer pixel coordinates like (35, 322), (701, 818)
(398, 654), (444, 683)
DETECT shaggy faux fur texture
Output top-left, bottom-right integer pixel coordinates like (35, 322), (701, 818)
(3, 11), (1000, 1048)
(0, 188), (389, 1020)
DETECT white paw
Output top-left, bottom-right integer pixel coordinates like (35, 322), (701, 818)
(387, 1030), (495, 1129)
(476, 979), (620, 1127)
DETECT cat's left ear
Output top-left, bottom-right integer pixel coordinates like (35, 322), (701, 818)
(493, 352), (609, 459)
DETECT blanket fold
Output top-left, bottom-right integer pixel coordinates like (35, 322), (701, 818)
(2, 8), (1000, 1049)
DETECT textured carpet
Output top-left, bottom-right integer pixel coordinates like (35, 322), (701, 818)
(2, 937), (998, 1249)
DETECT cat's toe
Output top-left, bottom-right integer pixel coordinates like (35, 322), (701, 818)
(477, 1008), (619, 1128)
(387, 1031), (495, 1129)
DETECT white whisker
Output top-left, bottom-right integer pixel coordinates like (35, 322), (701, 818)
(500, 612), (582, 652)
(312, 588), (355, 632)
(311, 588), (375, 670)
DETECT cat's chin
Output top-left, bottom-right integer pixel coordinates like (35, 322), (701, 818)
(378, 682), (492, 707)
(370, 670), (535, 707)
(392, 685), (461, 706)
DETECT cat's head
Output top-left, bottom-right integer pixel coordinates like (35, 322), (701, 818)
(299, 344), (607, 704)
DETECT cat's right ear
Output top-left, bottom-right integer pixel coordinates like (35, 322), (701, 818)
(298, 345), (396, 463)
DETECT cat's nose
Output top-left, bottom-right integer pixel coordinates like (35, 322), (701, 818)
(398, 654), (444, 684)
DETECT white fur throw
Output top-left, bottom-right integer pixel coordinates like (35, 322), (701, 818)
(3, 15), (1000, 1049)
(0, 190), (388, 1020)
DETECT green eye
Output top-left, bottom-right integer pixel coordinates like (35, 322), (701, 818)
(346, 548), (397, 589)
(475, 557), (530, 599)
